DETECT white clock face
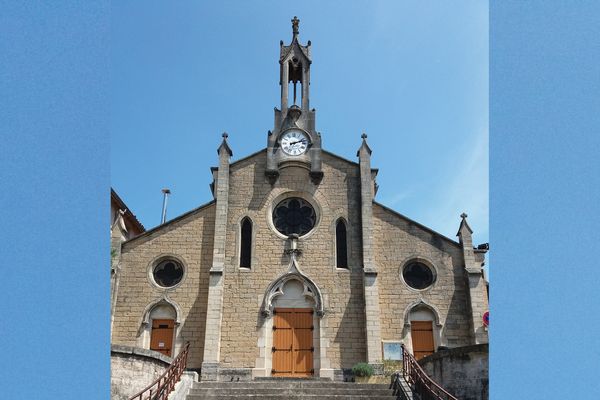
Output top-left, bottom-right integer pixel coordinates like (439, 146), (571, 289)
(281, 130), (309, 156)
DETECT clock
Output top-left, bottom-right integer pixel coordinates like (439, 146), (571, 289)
(280, 129), (309, 156)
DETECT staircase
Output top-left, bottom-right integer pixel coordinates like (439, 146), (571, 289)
(185, 378), (403, 399)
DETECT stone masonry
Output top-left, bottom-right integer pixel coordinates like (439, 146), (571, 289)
(112, 203), (215, 369)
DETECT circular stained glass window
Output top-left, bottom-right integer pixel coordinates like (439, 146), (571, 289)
(402, 262), (435, 290)
(153, 259), (184, 288)
(272, 197), (316, 236)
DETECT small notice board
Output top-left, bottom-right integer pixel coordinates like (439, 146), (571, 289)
(382, 342), (402, 361)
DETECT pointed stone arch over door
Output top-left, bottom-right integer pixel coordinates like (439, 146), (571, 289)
(254, 274), (333, 379)
(402, 300), (444, 359)
(137, 297), (183, 357)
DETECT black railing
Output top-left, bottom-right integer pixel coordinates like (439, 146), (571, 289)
(401, 344), (458, 400)
(391, 371), (412, 400)
(128, 342), (190, 400)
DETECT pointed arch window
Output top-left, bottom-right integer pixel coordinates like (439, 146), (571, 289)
(335, 218), (348, 268)
(240, 217), (253, 269)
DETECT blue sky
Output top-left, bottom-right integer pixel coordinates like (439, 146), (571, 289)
(111, 0), (489, 247)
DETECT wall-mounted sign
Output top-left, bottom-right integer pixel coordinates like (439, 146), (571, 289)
(483, 311), (489, 327)
(382, 342), (402, 361)
(158, 342), (165, 348)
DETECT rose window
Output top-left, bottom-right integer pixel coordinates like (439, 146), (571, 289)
(272, 198), (316, 236)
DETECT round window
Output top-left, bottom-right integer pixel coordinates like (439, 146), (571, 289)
(272, 197), (316, 236)
(153, 259), (184, 288)
(402, 262), (435, 290)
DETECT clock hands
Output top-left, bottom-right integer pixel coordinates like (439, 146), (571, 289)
(289, 139), (307, 146)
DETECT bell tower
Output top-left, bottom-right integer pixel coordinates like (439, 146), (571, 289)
(266, 16), (323, 185)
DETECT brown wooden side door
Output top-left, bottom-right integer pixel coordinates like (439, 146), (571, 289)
(272, 308), (313, 377)
(150, 319), (175, 357)
(410, 320), (435, 360)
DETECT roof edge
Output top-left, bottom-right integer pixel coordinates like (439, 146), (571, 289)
(321, 149), (377, 172)
(372, 201), (461, 248)
(122, 200), (216, 246)
(321, 149), (359, 167)
(110, 188), (145, 232)
(229, 148), (266, 168)
(223, 147), (376, 172)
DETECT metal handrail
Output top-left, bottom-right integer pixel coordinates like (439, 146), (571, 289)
(390, 371), (412, 400)
(401, 344), (458, 400)
(128, 342), (190, 400)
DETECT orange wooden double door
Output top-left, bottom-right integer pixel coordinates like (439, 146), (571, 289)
(411, 321), (435, 360)
(272, 308), (314, 377)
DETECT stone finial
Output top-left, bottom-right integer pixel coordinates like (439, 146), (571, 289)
(217, 132), (233, 157)
(357, 132), (372, 156)
(292, 16), (300, 36)
(457, 212), (473, 237)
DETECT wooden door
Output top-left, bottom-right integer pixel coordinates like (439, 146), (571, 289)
(272, 308), (314, 377)
(411, 321), (434, 360)
(150, 319), (174, 357)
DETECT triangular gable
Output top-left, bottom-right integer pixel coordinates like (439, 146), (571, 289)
(321, 149), (379, 175)
(373, 201), (461, 248)
(226, 147), (379, 174)
(229, 148), (266, 170)
(122, 200), (216, 248)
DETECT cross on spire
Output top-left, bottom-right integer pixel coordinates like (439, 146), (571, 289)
(292, 16), (300, 36)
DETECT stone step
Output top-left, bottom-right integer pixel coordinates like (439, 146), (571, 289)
(187, 380), (398, 400)
(186, 396), (395, 400)
(190, 387), (393, 396)
(253, 377), (333, 381)
(193, 382), (390, 390)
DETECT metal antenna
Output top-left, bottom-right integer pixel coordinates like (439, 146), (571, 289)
(161, 188), (171, 224)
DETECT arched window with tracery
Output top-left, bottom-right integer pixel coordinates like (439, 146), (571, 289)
(335, 218), (348, 268)
(240, 217), (253, 269)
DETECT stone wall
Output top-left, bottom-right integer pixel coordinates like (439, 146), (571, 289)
(219, 151), (367, 373)
(168, 371), (199, 400)
(419, 344), (489, 400)
(112, 203), (215, 369)
(373, 203), (473, 350)
(110, 345), (171, 400)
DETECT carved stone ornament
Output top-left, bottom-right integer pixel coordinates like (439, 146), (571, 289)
(261, 237), (324, 318)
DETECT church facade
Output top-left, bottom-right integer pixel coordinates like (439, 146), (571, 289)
(110, 18), (488, 382)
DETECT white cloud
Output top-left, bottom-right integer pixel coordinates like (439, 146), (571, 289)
(380, 190), (414, 208)
(426, 131), (489, 243)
